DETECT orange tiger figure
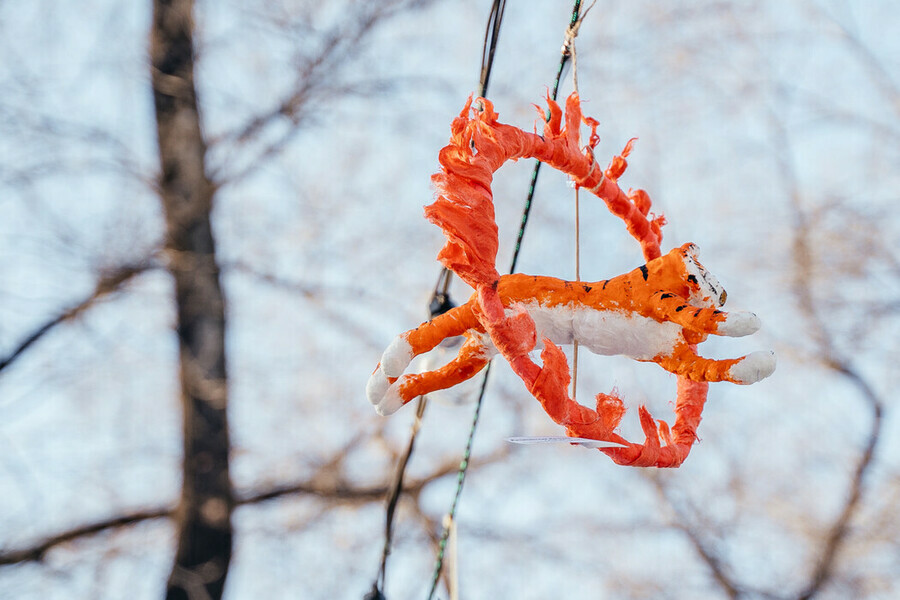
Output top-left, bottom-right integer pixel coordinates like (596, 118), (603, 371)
(367, 243), (775, 417)
(370, 93), (775, 467)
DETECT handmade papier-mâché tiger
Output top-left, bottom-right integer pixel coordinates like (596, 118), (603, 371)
(368, 93), (775, 467)
(367, 242), (775, 416)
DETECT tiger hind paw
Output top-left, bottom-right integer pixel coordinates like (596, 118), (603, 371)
(374, 386), (405, 416)
(366, 367), (406, 416)
(718, 311), (761, 337)
(366, 364), (403, 417)
(728, 350), (776, 384)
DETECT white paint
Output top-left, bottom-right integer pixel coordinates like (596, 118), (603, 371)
(366, 367), (390, 408)
(719, 311), (761, 337)
(510, 302), (682, 361)
(366, 365), (407, 416)
(368, 335), (415, 414)
(682, 244), (727, 307)
(381, 335), (414, 377)
(728, 350), (777, 384)
(374, 383), (404, 416)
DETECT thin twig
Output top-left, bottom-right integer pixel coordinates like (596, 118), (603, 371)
(770, 106), (886, 600)
(797, 362), (883, 600)
(0, 451), (502, 568)
(649, 475), (744, 600)
(0, 260), (156, 375)
(211, 1), (429, 187)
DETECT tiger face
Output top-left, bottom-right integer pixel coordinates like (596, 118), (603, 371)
(680, 244), (727, 309)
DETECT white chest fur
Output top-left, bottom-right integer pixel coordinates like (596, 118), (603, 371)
(514, 302), (682, 361)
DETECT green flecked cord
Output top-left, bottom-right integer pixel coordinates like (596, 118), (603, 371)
(425, 2), (583, 599)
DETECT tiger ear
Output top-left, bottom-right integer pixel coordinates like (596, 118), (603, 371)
(680, 242), (700, 260)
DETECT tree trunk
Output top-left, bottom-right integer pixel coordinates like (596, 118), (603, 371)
(150, 1), (234, 598)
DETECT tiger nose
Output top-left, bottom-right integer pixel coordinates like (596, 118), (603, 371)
(719, 289), (727, 306)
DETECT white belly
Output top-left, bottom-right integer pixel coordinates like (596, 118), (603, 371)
(517, 302), (682, 361)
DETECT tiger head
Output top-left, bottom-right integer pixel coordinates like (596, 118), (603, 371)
(679, 243), (727, 309)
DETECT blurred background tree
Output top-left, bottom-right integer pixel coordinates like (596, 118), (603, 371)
(0, 1), (897, 598)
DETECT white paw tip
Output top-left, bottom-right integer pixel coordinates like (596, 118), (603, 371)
(381, 337), (414, 378)
(729, 350), (776, 384)
(375, 386), (405, 416)
(719, 311), (761, 337)
(366, 367), (390, 407)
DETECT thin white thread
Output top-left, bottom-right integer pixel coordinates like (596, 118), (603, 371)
(586, 158), (606, 193)
(566, 0), (597, 401)
(589, 168), (606, 193)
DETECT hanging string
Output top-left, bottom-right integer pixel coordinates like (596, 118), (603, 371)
(429, 0), (507, 307)
(426, 3), (587, 599)
(508, 0), (584, 272)
(425, 360), (490, 600)
(366, 3), (507, 600)
(478, 0), (507, 99)
(572, 186), (581, 401)
(428, 0), (507, 310)
(567, 0), (595, 400)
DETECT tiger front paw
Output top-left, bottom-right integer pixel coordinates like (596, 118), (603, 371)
(728, 350), (776, 384)
(718, 311), (761, 337)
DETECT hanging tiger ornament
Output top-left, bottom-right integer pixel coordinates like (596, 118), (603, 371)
(368, 93), (775, 468)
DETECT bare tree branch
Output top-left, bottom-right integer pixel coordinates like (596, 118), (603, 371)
(222, 259), (384, 301)
(0, 102), (146, 181)
(209, 0), (436, 187)
(769, 107), (887, 600)
(0, 260), (156, 375)
(223, 259), (399, 351)
(797, 360), (884, 600)
(648, 475), (745, 600)
(0, 508), (171, 566)
(814, 4), (900, 120)
(0, 451), (506, 568)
